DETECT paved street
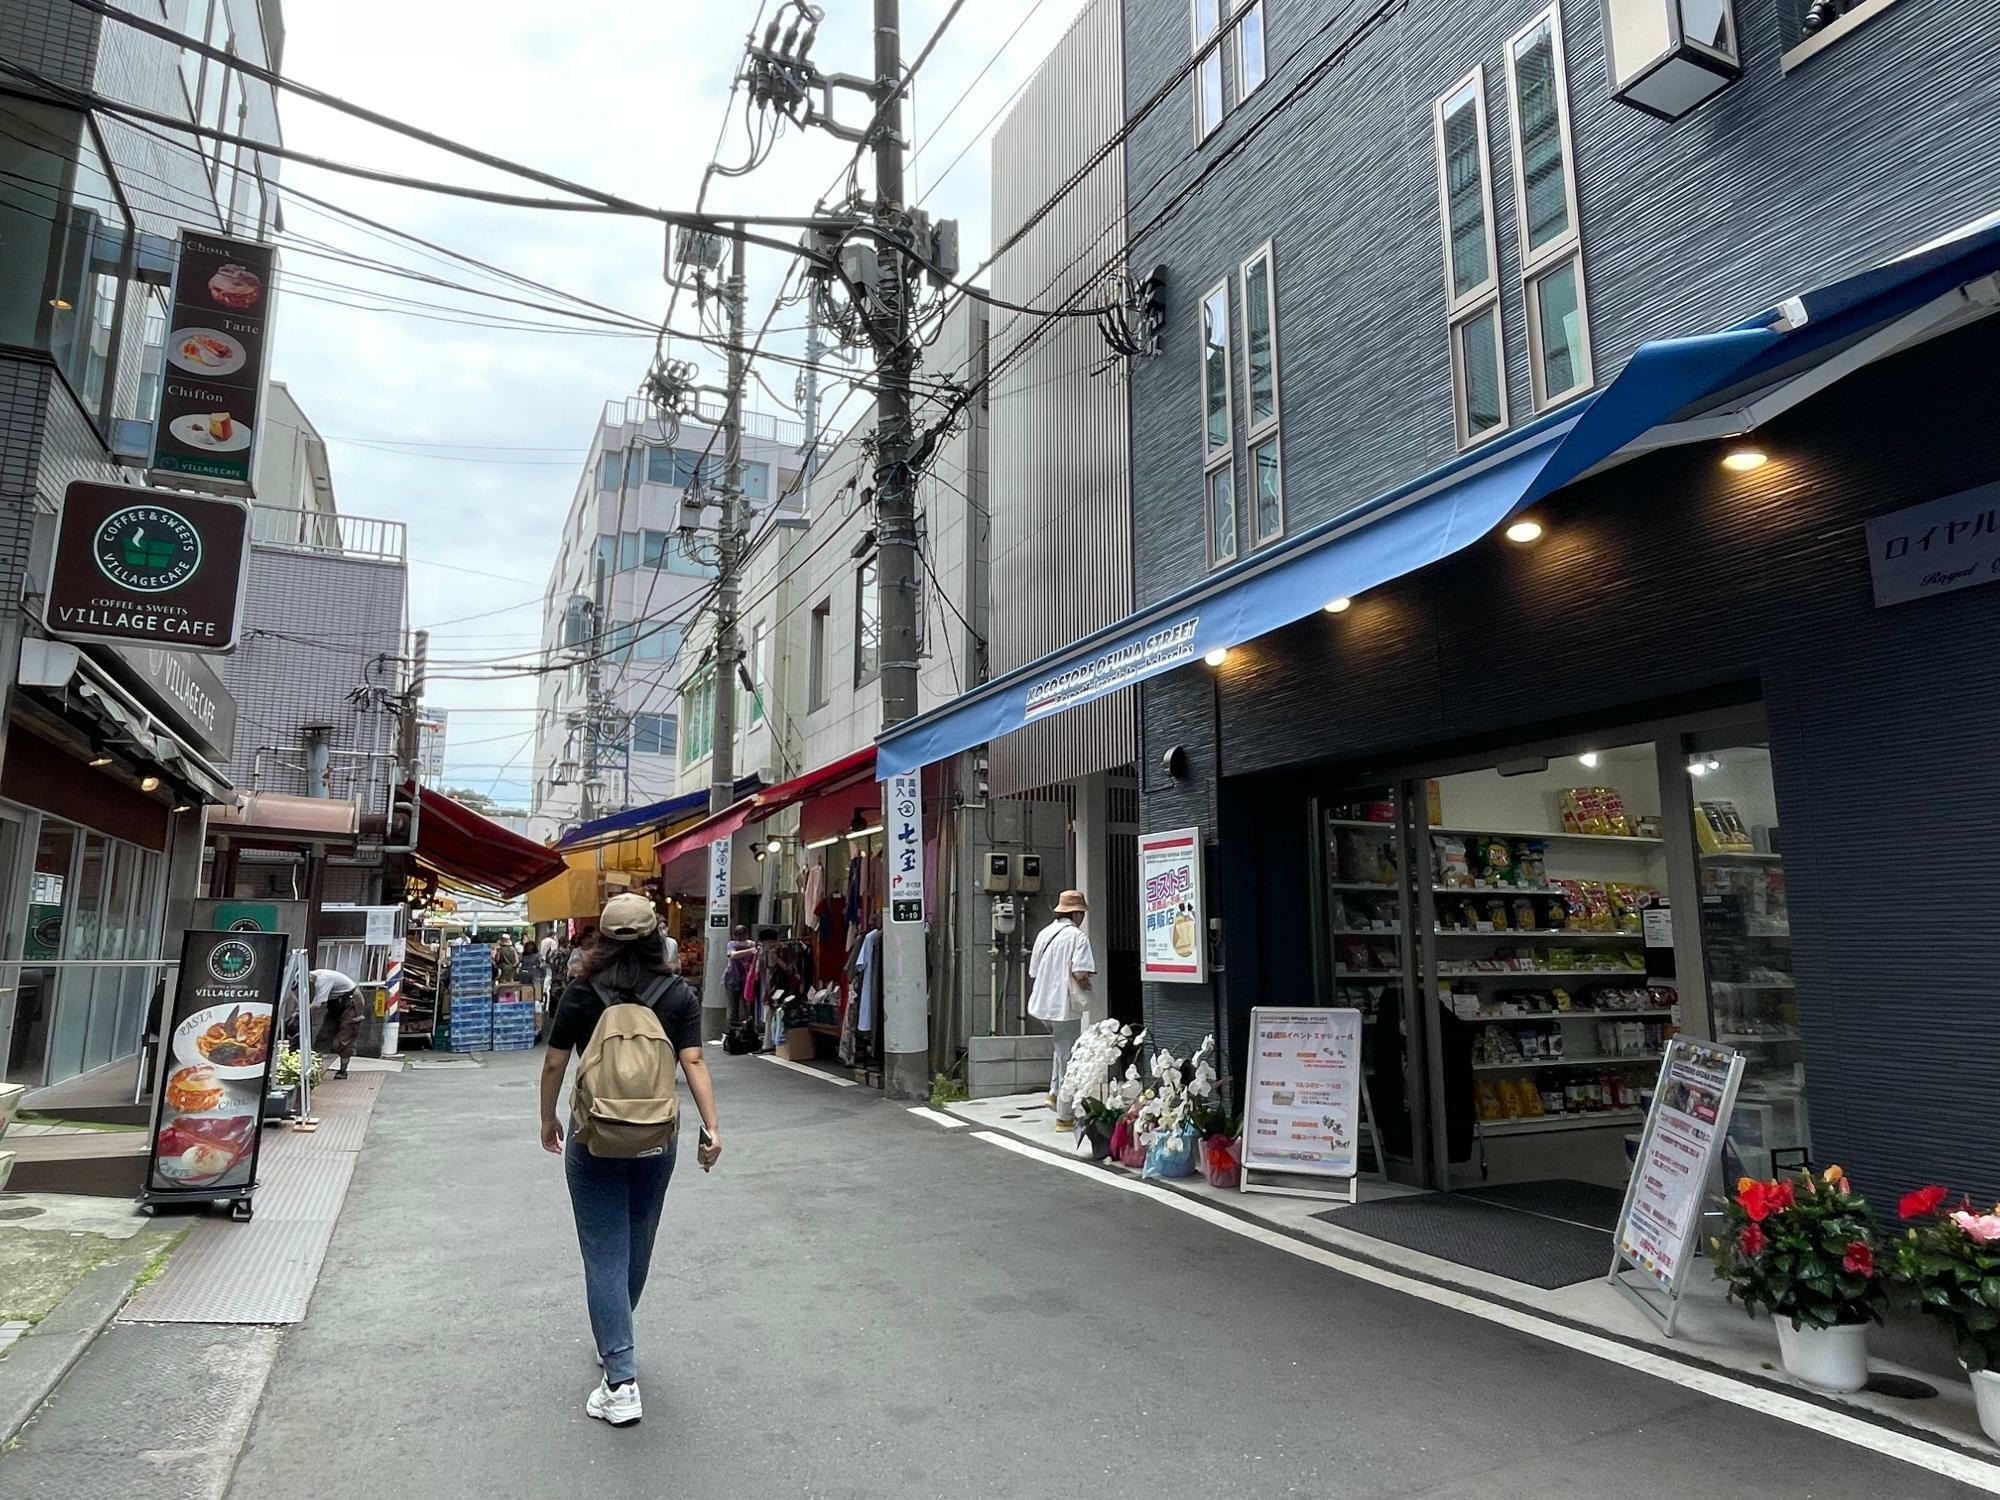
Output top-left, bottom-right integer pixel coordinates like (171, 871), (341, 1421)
(199, 1049), (1979, 1499)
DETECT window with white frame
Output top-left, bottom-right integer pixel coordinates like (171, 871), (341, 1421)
(1433, 70), (1508, 447)
(1200, 279), (1237, 564)
(1233, 0), (1268, 103)
(1194, 0), (1267, 138)
(1239, 244), (1283, 545)
(1506, 6), (1592, 410)
(1192, 0), (1226, 140)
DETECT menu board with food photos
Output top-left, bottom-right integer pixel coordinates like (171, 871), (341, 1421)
(149, 230), (276, 488)
(143, 928), (288, 1204)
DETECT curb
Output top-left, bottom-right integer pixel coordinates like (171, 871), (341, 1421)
(0, 1255), (150, 1445)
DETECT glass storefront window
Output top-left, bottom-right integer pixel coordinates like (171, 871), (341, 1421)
(1686, 738), (1805, 1178)
(4, 822), (70, 1086)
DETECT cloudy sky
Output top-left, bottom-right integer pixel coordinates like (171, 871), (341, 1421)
(267, 0), (1086, 806)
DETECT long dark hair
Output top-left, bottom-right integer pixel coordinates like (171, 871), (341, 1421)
(578, 930), (670, 993)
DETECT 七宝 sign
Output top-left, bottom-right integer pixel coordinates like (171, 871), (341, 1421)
(887, 772), (923, 923)
(1865, 480), (2000, 608)
(1238, 1006), (1369, 1201)
(143, 928), (288, 1204)
(1138, 826), (1205, 983)
(1608, 1037), (1744, 1334)
(707, 837), (731, 929)
(43, 481), (251, 653)
(150, 230), (276, 488)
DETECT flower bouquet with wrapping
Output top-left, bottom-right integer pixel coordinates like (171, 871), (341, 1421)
(1062, 1022), (1146, 1159)
(1889, 1184), (2000, 1373)
(1713, 1165), (1885, 1330)
(1200, 1132), (1241, 1190)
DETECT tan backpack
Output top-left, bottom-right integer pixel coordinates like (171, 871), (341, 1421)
(570, 976), (681, 1157)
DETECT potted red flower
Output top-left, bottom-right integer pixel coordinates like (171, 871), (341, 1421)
(1714, 1165), (1885, 1392)
(1889, 1184), (2000, 1444)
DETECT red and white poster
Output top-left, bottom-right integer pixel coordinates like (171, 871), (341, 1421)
(1615, 1038), (1741, 1295)
(1138, 826), (1205, 984)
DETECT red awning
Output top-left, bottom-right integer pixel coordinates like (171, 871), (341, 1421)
(653, 797), (758, 869)
(414, 784), (567, 899)
(746, 746), (876, 823)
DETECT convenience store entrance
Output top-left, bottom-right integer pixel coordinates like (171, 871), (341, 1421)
(1310, 709), (1803, 1198)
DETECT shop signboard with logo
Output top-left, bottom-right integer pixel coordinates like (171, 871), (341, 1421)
(43, 480), (251, 654)
(1866, 480), (2000, 608)
(1608, 1037), (1744, 1334)
(1138, 827), (1206, 984)
(886, 772), (923, 923)
(142, 929), (289, 1211)
(708, 837), (731, 929)
(149, 229), (276, 489)
(1237, 1006), (1382, 1203)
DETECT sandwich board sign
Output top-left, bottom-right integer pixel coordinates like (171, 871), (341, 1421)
(1608, 1037), (1745, 1335)
(1237, 1006), (1383, 1203)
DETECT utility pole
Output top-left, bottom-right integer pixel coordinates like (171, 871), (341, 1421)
(866, 0), (928, 1102)
(398, 629), (428, 784)
(701, 227), (750, 1043)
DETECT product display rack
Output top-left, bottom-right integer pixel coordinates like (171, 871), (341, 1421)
(1698, 845), (1804, 1177)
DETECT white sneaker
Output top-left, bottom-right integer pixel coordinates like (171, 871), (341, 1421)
(586, 1377), (642, 1427)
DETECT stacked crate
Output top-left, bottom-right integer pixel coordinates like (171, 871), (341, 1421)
(448, 946), (494, 1052)
(491, 989), (537, 1051)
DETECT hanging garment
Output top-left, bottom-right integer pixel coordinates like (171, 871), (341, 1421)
(853, 927), (882, 1033)
(845, 855), (862, 927)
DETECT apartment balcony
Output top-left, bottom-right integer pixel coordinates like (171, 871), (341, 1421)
(249, 506), (407, 564)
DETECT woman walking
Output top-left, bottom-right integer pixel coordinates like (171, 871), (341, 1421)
(540, 893), (721, 1426)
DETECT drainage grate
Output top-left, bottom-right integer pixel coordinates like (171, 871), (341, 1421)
(1864, 1373), (1938, 1400)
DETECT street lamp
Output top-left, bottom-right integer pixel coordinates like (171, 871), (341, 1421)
(1600, 0), (1741, 120)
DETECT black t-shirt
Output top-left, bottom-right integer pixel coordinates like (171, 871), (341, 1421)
(547, 972), (702, 1054)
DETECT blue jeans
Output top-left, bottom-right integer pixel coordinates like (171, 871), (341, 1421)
(565, 1135), (677, 1384)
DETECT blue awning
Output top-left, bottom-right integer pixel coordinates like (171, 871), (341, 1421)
(554, 775), (762, 851)
(877, 213), (2000, 779)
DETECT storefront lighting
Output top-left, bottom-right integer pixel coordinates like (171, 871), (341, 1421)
(1324, 597), (1352, 614)
(845, 823), (883, 841)
(1579, 751), (1600, 769)
(48, 297), (72, 311)
(805, 834), (843, 850)
(766, 838), (781, 854)
(1203, 646), (1229, 667)
(1504, 519), (1545, 545)
(88, 749), (114, 768)
(1687, 755), (1721, 777)
(139, 774), (162, 792)
(1721, 446), (1769, 473)
(172, 802), (193, 814)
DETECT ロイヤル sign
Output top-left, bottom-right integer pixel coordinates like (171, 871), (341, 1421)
(42, 480), (251, 653)
(1608, 1037), (1745, 1335)
(142, 928), (289, 1207)
(887, 772), (923, 923)
(1138, 826), (1205, 984)
(149, 230), (277, 488)
(1866, 480), (2000, 608)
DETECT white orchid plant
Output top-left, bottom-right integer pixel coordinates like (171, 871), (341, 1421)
(1132, 1035), (1226, 1140)
(1058, 1020), (1147, 1127)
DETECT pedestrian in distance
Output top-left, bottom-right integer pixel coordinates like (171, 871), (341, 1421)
(1028, 889), (1096, 1129)
(309, 967), (366, 1080)
(540, 893), (721, 1428)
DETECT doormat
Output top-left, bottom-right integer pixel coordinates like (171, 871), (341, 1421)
(1314, 1193), (1612, 1289)
(1458, 1178), (1627, 1231)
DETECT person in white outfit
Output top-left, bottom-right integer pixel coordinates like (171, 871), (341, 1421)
(1028, 889), (1096, 1129)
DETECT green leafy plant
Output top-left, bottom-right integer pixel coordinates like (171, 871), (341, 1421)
(1714, 1166), (1885, 1330)
(929, 1072), (968, 1111)
(273, 1046), (324, 1091)
(1889, 1184), (2000, 1372)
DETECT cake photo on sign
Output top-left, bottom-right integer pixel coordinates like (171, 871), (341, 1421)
(206, 263), (263, 309)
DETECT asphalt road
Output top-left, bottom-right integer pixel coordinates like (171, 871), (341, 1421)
(218, 1048), (1981, 1500)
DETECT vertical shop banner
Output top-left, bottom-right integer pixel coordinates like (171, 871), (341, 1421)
(1138, 827), (1205, 983)
(150, 230), (277, 488)
(707, 837), (731, 929)
(144, 929), (288, 1200)
(887, 772), (923, 923)
(1612, 1038), (1745, 1307)
(1240, 1007), (1363, 1179)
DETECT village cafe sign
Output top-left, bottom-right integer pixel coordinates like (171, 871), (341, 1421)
(43, 481), (251, 654)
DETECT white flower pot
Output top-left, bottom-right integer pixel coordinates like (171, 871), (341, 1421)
(1971, 1367), (2000, 1447)
(1774, 1319), (1870, 1393)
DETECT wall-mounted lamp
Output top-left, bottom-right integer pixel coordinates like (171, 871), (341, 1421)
(1599, 0), (1741, 120)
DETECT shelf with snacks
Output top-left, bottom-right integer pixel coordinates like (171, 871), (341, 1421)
(1471, 1007), (1674, 1022)
(1439, 967), (1651, 980)
(1481, 1108), (1647, 1135)
(1432, 826), (1664, 848)
(1334, 969), (1405, 980)
(1473, 1052), (1663, 1072)
(1434, 927), (1641, 940)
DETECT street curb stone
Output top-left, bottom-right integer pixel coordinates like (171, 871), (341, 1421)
(0, 1256), (147, 1445)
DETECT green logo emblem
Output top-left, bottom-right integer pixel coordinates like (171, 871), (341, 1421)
(94, 504), (202, 593)
(207, 939), (256, 982)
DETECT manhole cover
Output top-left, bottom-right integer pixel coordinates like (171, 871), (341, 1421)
(0, 1205), (46, 1221)
(1864, 1373), (1937, 1400)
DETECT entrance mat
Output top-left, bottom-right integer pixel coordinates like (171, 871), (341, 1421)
(1458, 1178), (1627, 1231)
(1314, 1194), (1611, 1288)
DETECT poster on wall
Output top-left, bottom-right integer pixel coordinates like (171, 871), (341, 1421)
(1138, 826), (1205, 984)
(142, 929), (288, 1207)
(1609, 1037), (1744, 1334)
(1239, 1007), (1368, 1201)
(887, 772), (923, 923)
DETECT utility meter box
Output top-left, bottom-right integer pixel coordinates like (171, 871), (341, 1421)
(981, 852), (1011, 893)
(1013, 853), (1043, 893)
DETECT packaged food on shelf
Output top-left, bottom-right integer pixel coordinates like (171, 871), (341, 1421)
(1475, 1079), (1506, 1120)
(1599, 786), (1634, 836)
(1485, 897), (1511, 931)
(1512, 896), (1537, 932)
(1608, 884), (1657, 932)
(1478, 836), (1515, 886)
(1513, 839), (1547, 886)
(1694, 799), (1756, 853)
(1539, 1083), (1566, 1114)
(1578, 882), (1615, 932)
(1433, 835), (1471, 888)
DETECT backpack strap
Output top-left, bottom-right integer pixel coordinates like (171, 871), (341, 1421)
(634, 974), (675, 1009)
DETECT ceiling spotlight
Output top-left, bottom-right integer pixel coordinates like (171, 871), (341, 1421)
(1687, 757), (1709, 778)
(766, 838), (781, 854)
(1504, 518), (1544, 545)
(88, 749), (114, 768)
(1203, 647), (1229, 667)
(1324, 597), (1352, 614)
(139, 774), (162, 792)
(1579, 751), (1599, 769)
(1706, 756), (1722, 772)
(48, 297), (72, 311)
(1721, 446), (1769, 473)
(172, 802), (193, 814)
